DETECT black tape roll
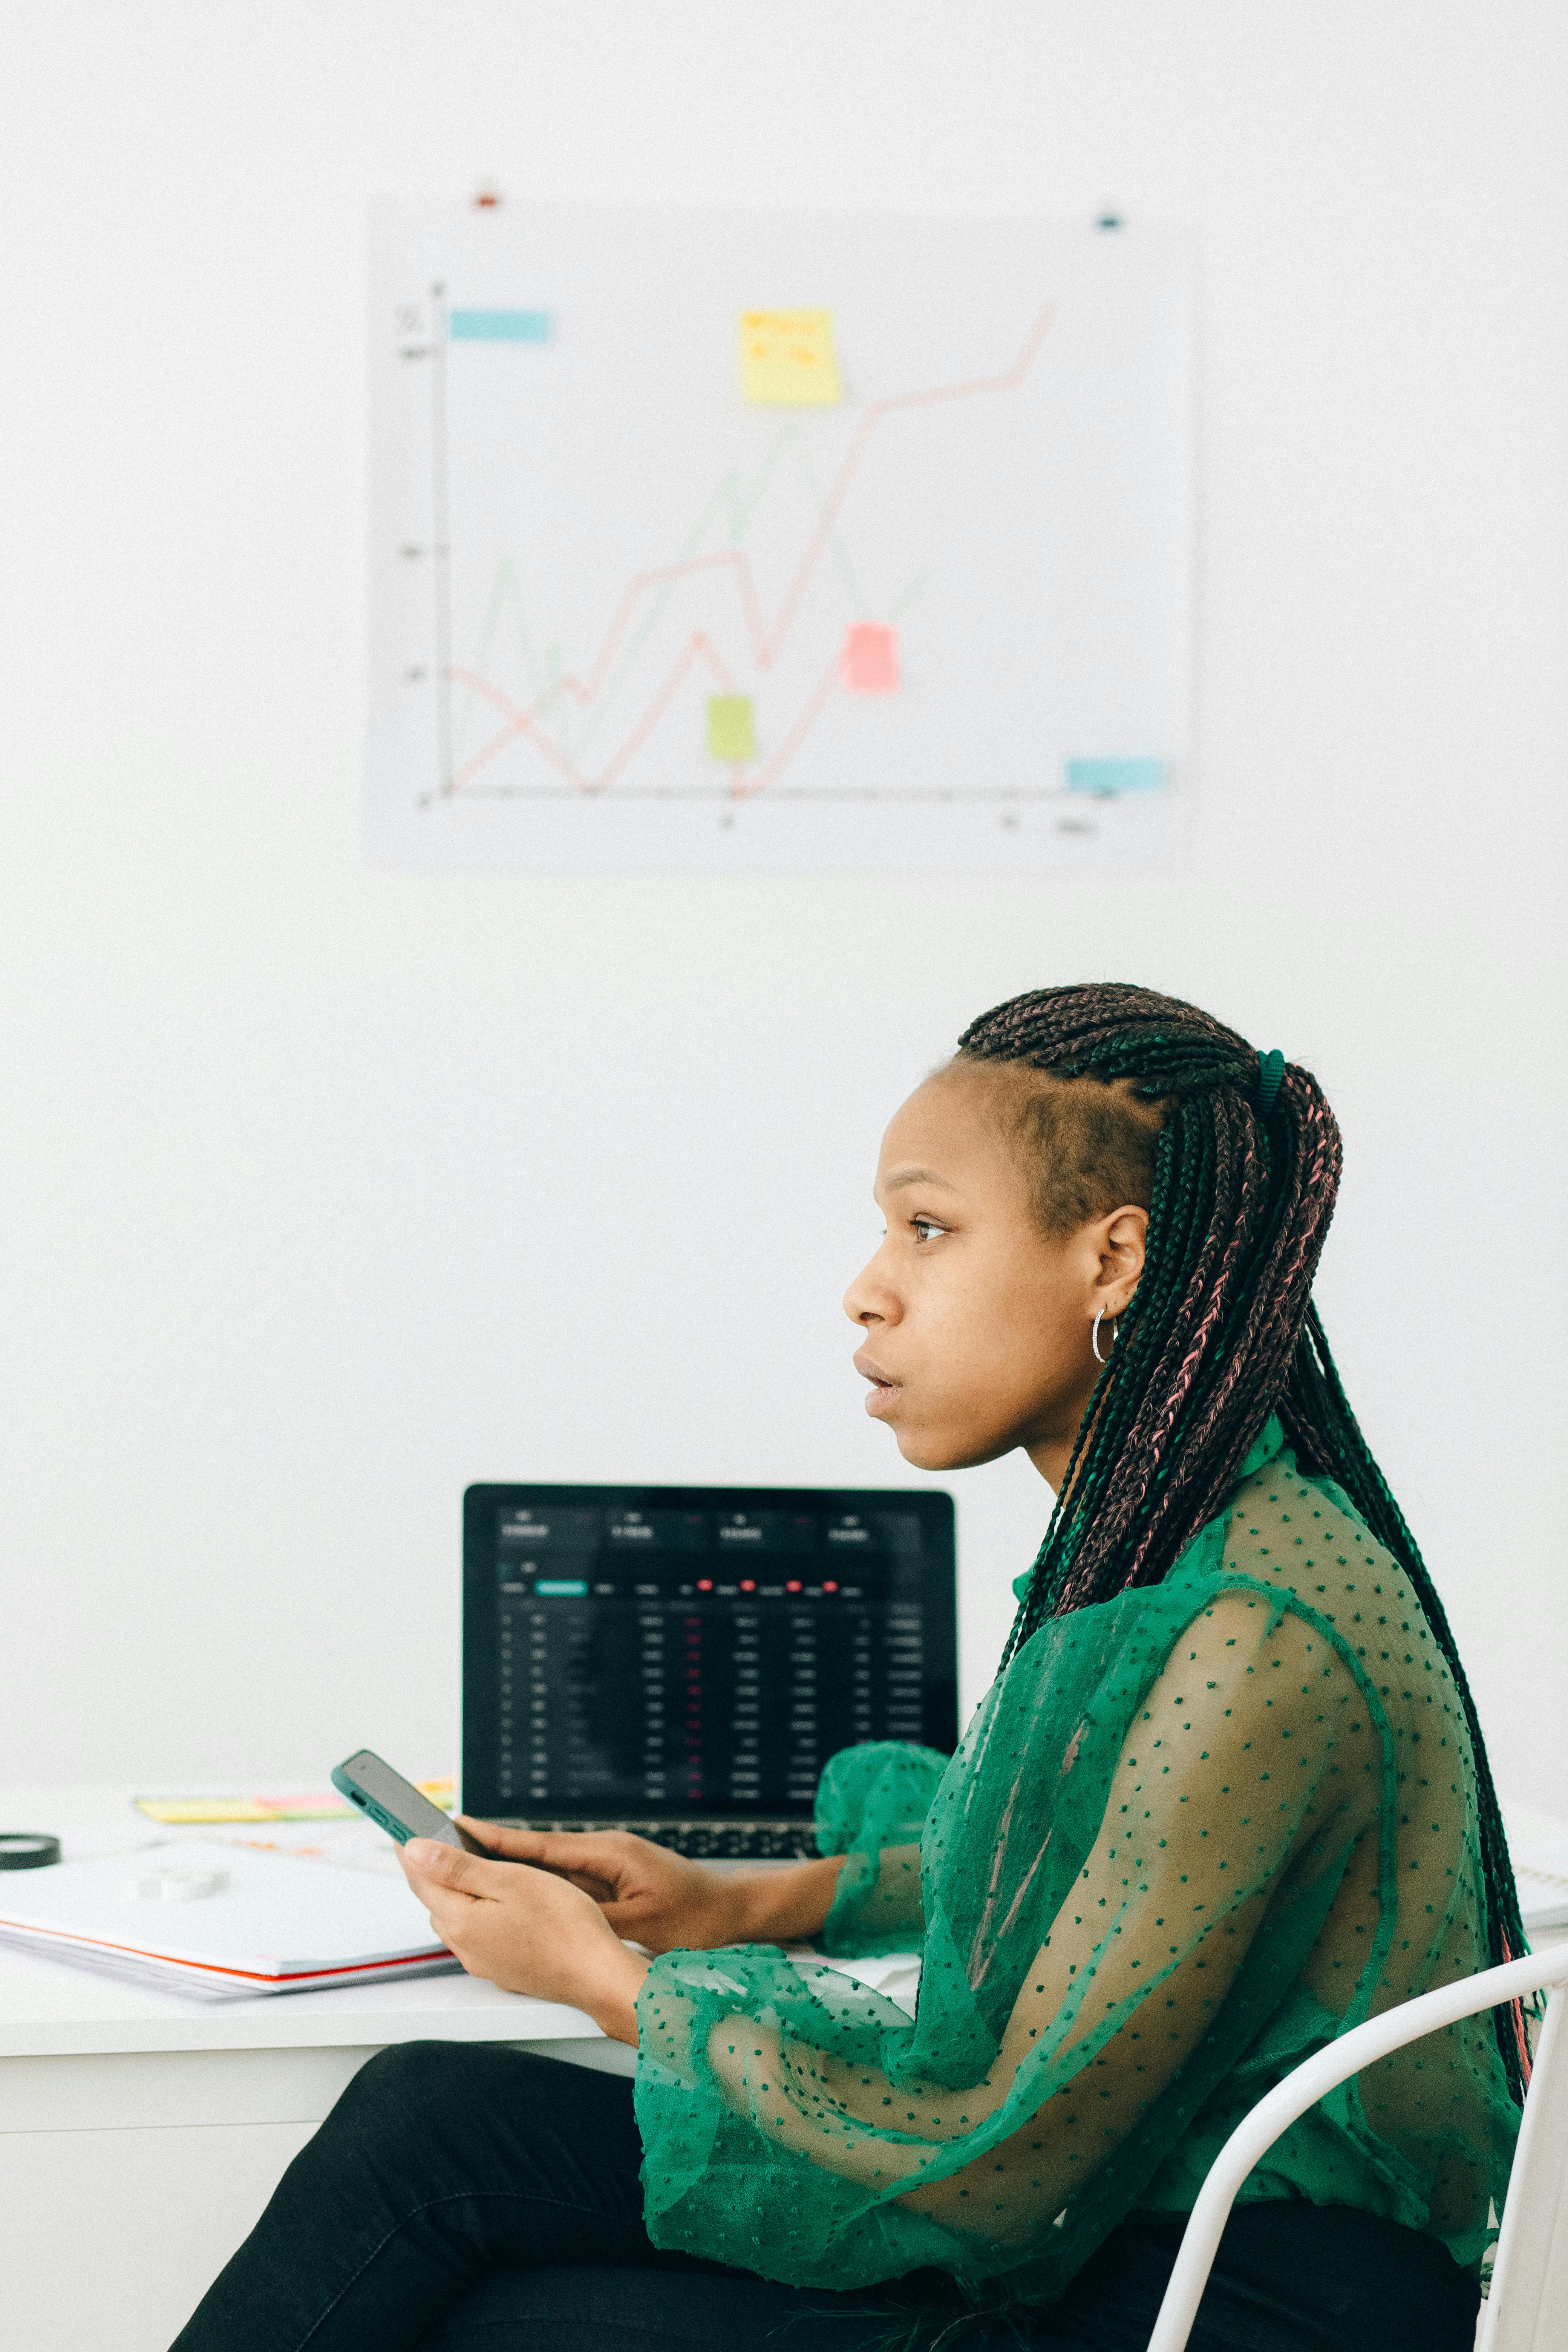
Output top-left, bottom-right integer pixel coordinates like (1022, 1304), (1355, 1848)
(0, 1833), (61, 1870)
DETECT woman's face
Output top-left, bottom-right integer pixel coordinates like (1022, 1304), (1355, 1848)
(843, 1064), (1145, 1485)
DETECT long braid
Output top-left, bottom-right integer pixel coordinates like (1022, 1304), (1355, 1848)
(959, 983), (1531, 2103)
(1281, 1306), (1531, 2080)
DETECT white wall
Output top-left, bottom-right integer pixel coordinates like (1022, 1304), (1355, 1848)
(2, 2), (1565, 1811)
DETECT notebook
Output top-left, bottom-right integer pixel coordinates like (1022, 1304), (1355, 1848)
(0, 1839), (459, 1999)
(462, 1481), (958, 1860)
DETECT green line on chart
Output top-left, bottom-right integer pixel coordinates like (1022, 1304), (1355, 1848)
(452, 416), (896, 771)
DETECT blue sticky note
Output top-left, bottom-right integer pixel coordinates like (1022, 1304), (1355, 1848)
(1064, 757), (1168, 797)
(448, 309), (553, 343)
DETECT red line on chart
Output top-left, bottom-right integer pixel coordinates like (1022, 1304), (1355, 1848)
(730, 650), (842, 801)
(446, 301), (1057, 801)
(450, 633), (740, 798)
(762, 300), (1055, 665)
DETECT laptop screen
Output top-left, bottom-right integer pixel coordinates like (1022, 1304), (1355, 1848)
(462, 1484), (957, 1822)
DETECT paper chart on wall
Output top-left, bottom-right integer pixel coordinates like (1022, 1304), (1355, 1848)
(366, 202), (1193, 875)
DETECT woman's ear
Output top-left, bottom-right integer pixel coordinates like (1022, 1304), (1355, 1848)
(1098, 1206), (1148, 1313)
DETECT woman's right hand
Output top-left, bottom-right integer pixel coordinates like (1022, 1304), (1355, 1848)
(453, 1818), (843, 1954)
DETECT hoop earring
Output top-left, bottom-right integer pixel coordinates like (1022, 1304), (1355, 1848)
(1092, 1308), (1119, 1365)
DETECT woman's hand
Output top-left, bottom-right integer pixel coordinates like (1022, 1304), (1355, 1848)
(440, 1819), (747, 1954)
(398, 1838), (649, 2044)
(446, 1817), (846, 1953)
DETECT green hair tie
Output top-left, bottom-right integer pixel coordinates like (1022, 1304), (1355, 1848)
(1256, 1049), (1286, 1115)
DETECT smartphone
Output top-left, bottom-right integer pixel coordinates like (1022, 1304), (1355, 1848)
(332, 1750), (503, 1858)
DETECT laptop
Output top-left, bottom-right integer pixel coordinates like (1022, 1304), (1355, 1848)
(462, 1483), (958, 1859)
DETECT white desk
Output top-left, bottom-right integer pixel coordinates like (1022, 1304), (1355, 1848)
(0, 1787), (651, 2348)
(6, 1784), (1559, 2352)
(0, 1785), (918, 2351)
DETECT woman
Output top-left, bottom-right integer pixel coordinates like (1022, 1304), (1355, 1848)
(173, 985), (1524, 2351)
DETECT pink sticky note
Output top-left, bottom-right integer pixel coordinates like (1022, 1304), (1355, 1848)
(841, 622), (900, 695)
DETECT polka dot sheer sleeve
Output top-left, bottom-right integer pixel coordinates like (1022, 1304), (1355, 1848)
(631, 1425), (1519, 2304)
(813, 1739), (948, 1958)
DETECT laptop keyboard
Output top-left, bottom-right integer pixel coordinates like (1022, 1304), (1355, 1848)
(498, 1818), (814, 1860)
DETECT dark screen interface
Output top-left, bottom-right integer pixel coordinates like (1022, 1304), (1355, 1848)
(492, 1503), (931, 1815)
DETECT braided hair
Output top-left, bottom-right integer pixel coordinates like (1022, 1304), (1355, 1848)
(956, 981), (1531, 2101)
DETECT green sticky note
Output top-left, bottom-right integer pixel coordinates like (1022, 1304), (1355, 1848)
(707, 695), (757, 761)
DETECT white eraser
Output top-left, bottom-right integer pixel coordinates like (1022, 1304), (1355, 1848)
(127, 1867), (230, 1901)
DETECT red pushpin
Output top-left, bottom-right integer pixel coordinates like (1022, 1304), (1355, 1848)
(473, 183), (502, 210)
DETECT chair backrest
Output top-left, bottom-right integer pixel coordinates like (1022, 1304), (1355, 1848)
(1481, 1981), (1568, 2352)
(1144, 1945), (1568, 2352)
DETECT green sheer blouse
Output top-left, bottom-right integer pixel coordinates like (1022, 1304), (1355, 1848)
(633, 1420), (1519, 2301)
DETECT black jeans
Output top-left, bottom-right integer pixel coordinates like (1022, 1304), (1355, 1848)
(169, 2043), (1480, 2352)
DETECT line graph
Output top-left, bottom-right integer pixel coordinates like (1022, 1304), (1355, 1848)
(438, 302), (1056, 802)
(366, 202), (1192, 873)
(449, 421), (894, 783)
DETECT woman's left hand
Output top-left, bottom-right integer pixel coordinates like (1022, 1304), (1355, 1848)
(399, 1839), (650, 2044)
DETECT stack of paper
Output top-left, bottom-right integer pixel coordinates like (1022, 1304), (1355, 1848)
(0, 1840), (459, 1999)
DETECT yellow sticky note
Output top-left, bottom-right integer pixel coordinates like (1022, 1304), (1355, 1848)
(738, 310), (842, 406)
(135, 1799), (277, 1824)
(133, 1780), (454, 1826)
(707, 695), (757, 761)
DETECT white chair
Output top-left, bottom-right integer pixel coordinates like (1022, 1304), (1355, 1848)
(1144, 1944), (1568, 2352)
